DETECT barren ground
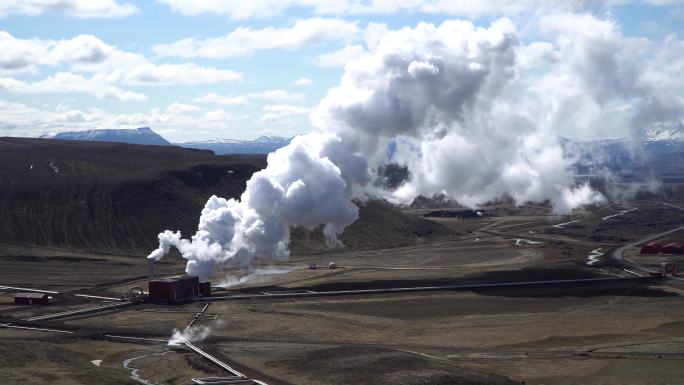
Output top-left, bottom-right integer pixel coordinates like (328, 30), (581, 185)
(1, 199), (683, 385)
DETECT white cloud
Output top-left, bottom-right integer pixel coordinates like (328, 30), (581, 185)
(166, 102), (203, 113)
(529, 12), (684, 137)
(0, 32), (117, 74)
(157, 0), (352, 19)
(0, 0), (138, 18)
(0, 72), (147, 101)
(94, 63), (243, 85)
(0, 32), (244, 85)
(293, 77), (313, 86)
(0, 99), (247, 140)
(151, 0), (568, 19)
(196, 89), (306, 106)
(202, 109), (234, 126)
(152, 18), (359, 58)
(195, 93), (249, 106)
(260, 104), (312, 122)
(156, 0), (683, 19)
(314, 44), (367, 67)
(0, 100), (197, 136)
(248, 89), (306, 102)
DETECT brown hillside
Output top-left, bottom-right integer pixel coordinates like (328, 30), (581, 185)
(0, 137), (265, 254)
(0, 137), (451, 256)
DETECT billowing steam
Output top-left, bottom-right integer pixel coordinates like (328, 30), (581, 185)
(168, 325), (211, 347)
(148, 15), (671, 281)
(215, 267), (292, 289)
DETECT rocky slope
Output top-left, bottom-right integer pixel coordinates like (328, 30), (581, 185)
(0, 137), (450, 256)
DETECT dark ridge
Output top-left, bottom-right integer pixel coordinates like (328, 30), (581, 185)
(0, 137), (452, 256)
(0, 137), (265, 255)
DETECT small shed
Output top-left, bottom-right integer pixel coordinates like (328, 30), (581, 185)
(640, 241), (662, 254)
(662, 242), (684, 255)
(149, 275), (200, 304)
(14, 292), (50, 305)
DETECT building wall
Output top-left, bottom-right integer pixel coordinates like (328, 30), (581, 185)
(149, 276), (200, 304)
(14, 294), (49, 305)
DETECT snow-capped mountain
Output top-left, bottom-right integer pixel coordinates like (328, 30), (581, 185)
(179, 136), (291, 154)
(41, 127), (171, 146)
(642, 121), (684, 141)
(564, 120), (684, 180)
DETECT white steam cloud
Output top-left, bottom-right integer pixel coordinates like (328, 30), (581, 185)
(215, 267), (292, 289)
(147, 15), (673, 281)
(168, 325), (211, 346)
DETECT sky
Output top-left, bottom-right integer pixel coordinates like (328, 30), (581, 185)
(0, 0), (683, 142)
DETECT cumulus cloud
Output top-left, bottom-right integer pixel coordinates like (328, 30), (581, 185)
(260, 104), (312, 122)
(156, 0), (678, 19)
(195, 90), (306, 106)
(0, 100), (223, 138)
(249, 89), (306, 102)
(0, 0), (137, 18)
(152, 18), (359, 58)
(155, 0), (535, 19)
(0, 72), (147, 101)
(202, 109), (234, 126)
(314, 44), (367, 67)
(166, 102), (203, 113)
(293, 77), (313, 86)
(0, 31), (244, 101)
(93, 63), (243, 86)
(0, 31), (243, 84)
(157, 0), (355, 19)
(0, 32), (116, 74)
(195, 93), (249, 106)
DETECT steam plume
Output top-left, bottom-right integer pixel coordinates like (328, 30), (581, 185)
(147, 15), (674, 281)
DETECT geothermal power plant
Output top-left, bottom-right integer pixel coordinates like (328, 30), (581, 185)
(2, 4), (684, 385)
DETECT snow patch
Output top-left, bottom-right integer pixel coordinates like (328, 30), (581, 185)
(586, 248), (604, 266)
(552, 219), (580, 229)
(514, 238), (543, 246)
(602, 207), (637, 221)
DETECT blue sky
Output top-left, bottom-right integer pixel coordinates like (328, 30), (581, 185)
(0, 0), (682, 142)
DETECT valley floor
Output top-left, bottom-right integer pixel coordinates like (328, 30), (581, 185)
(1, 200), (684, 385)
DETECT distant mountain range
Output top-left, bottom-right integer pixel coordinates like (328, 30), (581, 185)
(566, 121), (684, 182)
(179, 136), (292, 154)
(41, 127), (171, 146)
(40, 127), (292, 154)
(37, 123), (683, 174)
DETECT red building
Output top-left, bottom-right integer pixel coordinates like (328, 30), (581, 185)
(14, 292), (50, 305)
(662, 242), (684, 255)
(198, 281), (211, 297)
(640, 241), (662, 254)
(149, 275), (200, 304)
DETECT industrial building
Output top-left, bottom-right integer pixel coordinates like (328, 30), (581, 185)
(640, 241), (663, 254)
(14, 292), (50, 305)
(662, 242), (684, 255)
(199, 281), (211, 297)
(149, 275), (202, 304)
(147, 258), (211, 304)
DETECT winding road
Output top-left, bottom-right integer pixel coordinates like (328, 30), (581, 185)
(611, 202), (684, 277)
